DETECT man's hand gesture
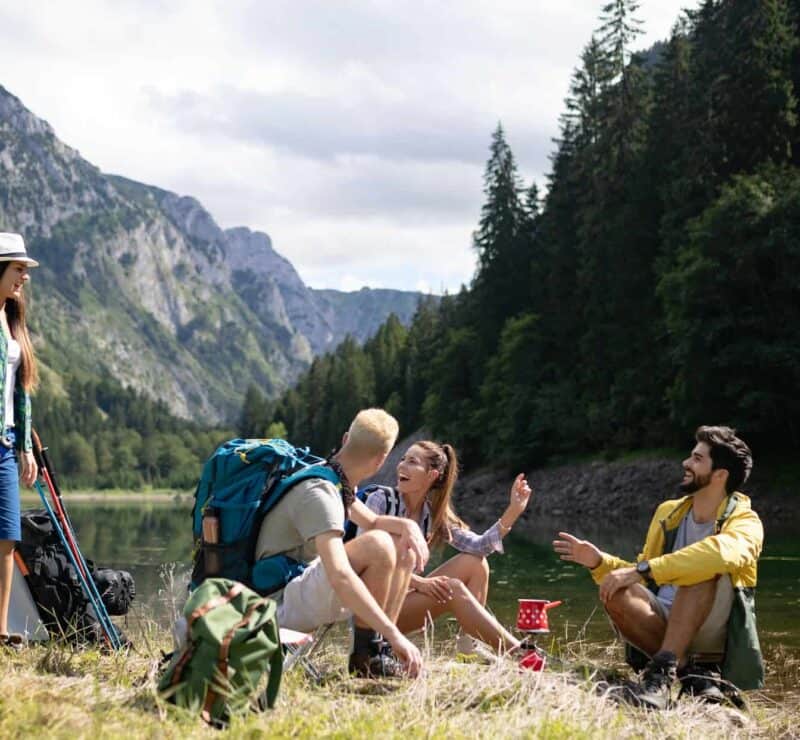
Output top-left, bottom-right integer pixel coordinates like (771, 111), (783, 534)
(552, 531), (603, 569)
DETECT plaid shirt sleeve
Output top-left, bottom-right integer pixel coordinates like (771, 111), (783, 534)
(356, 488), (389, 536)
(448, 521), (505, 556)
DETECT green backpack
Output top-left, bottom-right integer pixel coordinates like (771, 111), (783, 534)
(158, 578), (283, 725)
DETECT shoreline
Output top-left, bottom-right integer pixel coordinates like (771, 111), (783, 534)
(19, 451), (798, 527)
(20, 489), (193, 504)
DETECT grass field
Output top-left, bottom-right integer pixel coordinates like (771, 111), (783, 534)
(0, 624), (797, 739)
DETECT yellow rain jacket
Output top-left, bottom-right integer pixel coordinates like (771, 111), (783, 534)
(591, 492), (764, 690)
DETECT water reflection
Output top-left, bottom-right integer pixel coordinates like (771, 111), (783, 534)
(44, 501), (799, 656)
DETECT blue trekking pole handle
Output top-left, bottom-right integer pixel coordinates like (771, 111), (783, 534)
(35, 481), (122, 649)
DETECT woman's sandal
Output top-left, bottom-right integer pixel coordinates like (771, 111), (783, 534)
(0, 633), (27, 650)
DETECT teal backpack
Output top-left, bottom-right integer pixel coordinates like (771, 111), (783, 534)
(158, 578), (283, 724)
(190, 438), (341, 595)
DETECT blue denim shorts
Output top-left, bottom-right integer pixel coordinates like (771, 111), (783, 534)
(0, 428), (20, 542)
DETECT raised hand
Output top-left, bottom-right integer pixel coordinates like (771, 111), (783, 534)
(552, 531), (603, 569)
(507, 473), (533, 517)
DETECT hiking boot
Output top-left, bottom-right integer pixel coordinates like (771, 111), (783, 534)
(617, 651), (677, 710)
(678, 663), (726, 704)
(348, 649), (404, 678)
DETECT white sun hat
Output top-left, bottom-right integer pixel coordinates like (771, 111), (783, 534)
(0, 233), (39, 267)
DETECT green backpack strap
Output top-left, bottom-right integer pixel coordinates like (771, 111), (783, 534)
(260, 599), (283, 709)
(159, 579), (284, 723)
(715, 493), (739, 531)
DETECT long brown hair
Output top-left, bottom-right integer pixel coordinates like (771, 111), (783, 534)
(1, 263), (38, 392)
(415, 440), (468, 548)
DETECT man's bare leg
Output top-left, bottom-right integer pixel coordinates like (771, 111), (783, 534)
(383, 536), (416, 622)
(343, 530), (417, 676)
(344, 530), (397, 628)
(604, 583), (666, 657)
(660, 579), (717, 665)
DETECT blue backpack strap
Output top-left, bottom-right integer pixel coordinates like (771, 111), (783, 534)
(249, 463), (342, 594)
(258, 463), (341, 519)
(343, 484), (392, 543)
(384, 487), (401, 517)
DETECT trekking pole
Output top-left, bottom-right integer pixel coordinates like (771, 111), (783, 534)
(31, 431), (122, 649)
(33, 480), (122, 649)
(31, 431), (123, 650)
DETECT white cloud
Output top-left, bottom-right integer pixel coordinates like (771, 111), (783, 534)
(0, 0), (690, 291)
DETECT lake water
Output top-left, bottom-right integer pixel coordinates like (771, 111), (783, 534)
(46, 500), (800, 668)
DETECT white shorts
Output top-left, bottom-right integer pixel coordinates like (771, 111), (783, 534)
(276, 557), (351, 633)
(611, 575), (735, 661)
(644, 575), (735, 657)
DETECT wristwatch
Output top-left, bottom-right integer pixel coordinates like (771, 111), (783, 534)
(636, 560), (651, 577)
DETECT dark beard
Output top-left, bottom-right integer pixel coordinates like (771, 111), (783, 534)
(679, 470), (712, 494)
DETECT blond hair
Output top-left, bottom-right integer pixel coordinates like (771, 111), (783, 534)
(343, 408), (399, 457)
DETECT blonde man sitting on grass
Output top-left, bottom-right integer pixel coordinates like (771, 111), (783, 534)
(255, 408), (429, 678)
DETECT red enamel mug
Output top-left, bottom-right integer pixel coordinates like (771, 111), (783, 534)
(516, 598), (563, 633)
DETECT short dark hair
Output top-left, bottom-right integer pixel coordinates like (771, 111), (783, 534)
(695, 426), (753, 494)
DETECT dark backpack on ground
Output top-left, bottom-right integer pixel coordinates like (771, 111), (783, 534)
(158, 578), (283, 725)
(17, 509), (135, 642)
(190, 438), (341, 595)
(92, 567), (136, 616)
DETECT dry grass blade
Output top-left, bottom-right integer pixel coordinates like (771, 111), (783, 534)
(0, 618), (796, 739)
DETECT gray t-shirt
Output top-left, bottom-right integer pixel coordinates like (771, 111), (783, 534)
(656, 509), (715, 610)
(254, 477), (345, 565)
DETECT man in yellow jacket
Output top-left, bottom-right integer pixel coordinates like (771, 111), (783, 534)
(554, 426), (763, 709)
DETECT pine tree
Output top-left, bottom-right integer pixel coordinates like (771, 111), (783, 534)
(365, 313), (408, 408)
(599, 0), (644, 76)
(239, 384), (268, 438)
(471, 124), (527, 350)
(717, 0), (797, 173)
(402, 297), (443, 431)
(659, 166), (800, 448)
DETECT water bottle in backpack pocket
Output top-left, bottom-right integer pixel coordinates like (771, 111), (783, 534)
(190, 438), (341, 594)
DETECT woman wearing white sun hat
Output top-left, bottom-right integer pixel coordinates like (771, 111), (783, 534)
(0, 232), (39, 647)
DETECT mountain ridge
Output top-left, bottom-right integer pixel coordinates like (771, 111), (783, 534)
(0, 84), (432, 423)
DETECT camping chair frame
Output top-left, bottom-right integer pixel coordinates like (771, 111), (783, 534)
(281, 623), (334, 682)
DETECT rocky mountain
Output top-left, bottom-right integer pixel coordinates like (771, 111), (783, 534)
(0, 85), (429, 422)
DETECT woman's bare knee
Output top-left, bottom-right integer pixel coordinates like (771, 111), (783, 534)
(465, 554), (489, 580)
(449, 579), (475, 603)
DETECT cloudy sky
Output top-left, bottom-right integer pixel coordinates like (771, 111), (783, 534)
(0, 1), (689, 293)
